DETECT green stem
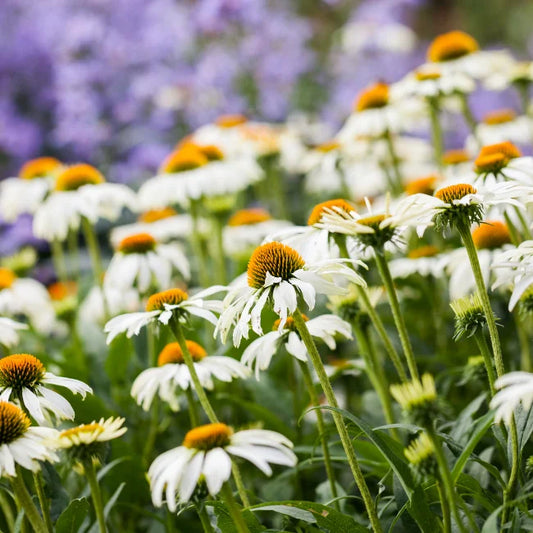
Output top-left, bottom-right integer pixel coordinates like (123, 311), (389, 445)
(503, 212), (521, 247)
(185, 387), (200, 427)
(0, 487), (15, 533)
(67, 228), (80, 281)
(513, 205), (532, 240)
(169, 320), (218, 423)
(502, 421), (521, 529)
(382, 130), (403, 196)
(142, 398), (160, 467)
(373, 250), (419, 380)
(426, 428), (468, 533)
(460, 94), (478, 138)
(516, 81), (531, 117)
(84, 460), (107, 533)
(352, 323), (397, 437)
(335, 236), (407, 381)
(457, 223), (504, 377)
(32, 473), (52, 533)
(427, 98), (444, 168)
(10, 468), (47, 533)
(473, 332), (497, 396)
(81, 217), (104, 283)
(50, 239), (68, 283)
(196, 504), (215, 533)
(437, 481), (451, 533)
(169, 319), (252, 509)
(231, 463), (251, 508)
(298, 360), (340, 511)
(459, 223), (521, 527)
(292, 309), (383, 533)
(189, 201), (211, 288)
(211, 214), (228, 285)
(81, 217), (109, 320)
(263, 155), (288, 220)
(219, 483), (250, 533)
(515, 312), (531, 372)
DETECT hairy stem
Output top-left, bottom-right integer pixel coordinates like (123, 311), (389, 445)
(373, 250), (419, 380)
(292, 309), (383, 533)
(298, 359), (340, 510)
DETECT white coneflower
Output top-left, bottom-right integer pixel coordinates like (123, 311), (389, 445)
(391, 64), (475, 107)
(267, 199), (359, 262)
(471, 142), (533, 185)
(223, 208), (292, 260)
(148, 422), (296, 509)
(467, 110), (533, 151)
(0, 157), (61, 222)
(192, 115), (281, 158)
(138, 143), (263, 210)
(103, 232), (190, 294)
(0, 401), (58, 477)
(0, 353), (92, 424)
(391, 181), (533, 235)
(0, 268), (57, 334)
(131, 341), (250, 411)
(241, 314), (352, 379)
(337, 82), (425, 141)
(53, 417), (127, 462)
(33, 163), (137, 241)
(216, 242), (365, 347)
(0, 318), (28, 347)
(424, 30), (515, 82)
(110, 208), (207, 247)
(104, 286), (226, 344)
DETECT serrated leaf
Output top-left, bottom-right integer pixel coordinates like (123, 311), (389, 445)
(55, 498), (90, 533)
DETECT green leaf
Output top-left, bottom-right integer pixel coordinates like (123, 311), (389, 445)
(451, 412), (494, 482)
(250, 501), (367, 532)
(105, 334), (134, 384)
(87, 482), (125, 533)
(55, 498), (90, 533)
(209, 501), (266, 533)
(314, 405), (439, 532)
(450, 394), (487, 444)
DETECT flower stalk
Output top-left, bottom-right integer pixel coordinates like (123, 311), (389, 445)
(292, 308), (383, 533)
(33, 472), (53, 533)
(335, 236), (407, 381)
(84, 460), (107, 533)
(373, 249), (419, 380)
(11, 467), (47, 533)
(298, 359), (340, 510)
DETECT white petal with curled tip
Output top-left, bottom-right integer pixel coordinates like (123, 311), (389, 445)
(226, 444), (273, 475)
(38, 387), (74, 420)
(231, 429), (294, 448)
(203, 448), (232, 496)
(104, 311), (160, 344)
(42, 374), (93, 397)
